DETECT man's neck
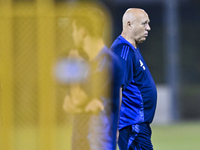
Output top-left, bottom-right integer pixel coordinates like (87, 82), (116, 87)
(87, 38), (105, 61)
(121, 32), (137, 49)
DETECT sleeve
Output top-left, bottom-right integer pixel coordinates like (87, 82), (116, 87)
(113, 44), (134, 90)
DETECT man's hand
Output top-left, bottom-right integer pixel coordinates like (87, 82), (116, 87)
(63, 95), (82, 114)
(117, 130), (119, 143)
(85, 99), (104, 114)
(70, 84), (88, 107)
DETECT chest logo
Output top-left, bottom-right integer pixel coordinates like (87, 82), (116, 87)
(139, 60), (146, 70)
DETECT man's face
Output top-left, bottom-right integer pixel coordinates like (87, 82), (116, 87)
(131, 13), (151, 44)
(72, 21), (85, 48)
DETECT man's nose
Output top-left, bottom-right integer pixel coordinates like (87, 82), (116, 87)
(146, 24), (151, 31)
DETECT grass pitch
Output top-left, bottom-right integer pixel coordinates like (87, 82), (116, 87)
(151, 121), (200, 150)
(5, 121), (200, 150)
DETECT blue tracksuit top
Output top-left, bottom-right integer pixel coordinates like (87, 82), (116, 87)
(110, 35), (157, 130)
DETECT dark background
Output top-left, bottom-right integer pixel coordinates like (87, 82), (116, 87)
(54, 0), (200, 121)
(100, 0), (200, 121)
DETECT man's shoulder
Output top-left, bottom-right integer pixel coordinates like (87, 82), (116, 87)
(96, 46), (118, 66)
(97, 46), (115, 60)
(110, 43), (135, 62)
(112, 43), (134, 52)
(111, 36), (135, 53)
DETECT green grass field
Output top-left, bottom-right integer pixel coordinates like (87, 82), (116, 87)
(151, 121), (200, 150)
(5, 121), (200, 150)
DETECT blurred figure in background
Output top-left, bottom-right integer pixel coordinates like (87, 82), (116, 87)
(111, 8), (157, 150)
(63, 6), (122, 150)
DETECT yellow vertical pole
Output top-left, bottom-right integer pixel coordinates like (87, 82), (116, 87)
(36, 0), (56, 150)
(0, 0), (14, 150)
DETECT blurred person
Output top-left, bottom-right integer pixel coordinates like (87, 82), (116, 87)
(110, 8), (157, 150)
(63, 7), (122, 150)
(62, 13), (91, 150)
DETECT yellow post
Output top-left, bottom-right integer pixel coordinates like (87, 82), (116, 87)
(0, 0), (14, 150)
(12, 2), (38, 150)
(36, 0), (56, 150)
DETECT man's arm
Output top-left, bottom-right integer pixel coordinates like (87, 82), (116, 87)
(85, 98), (104, 114)
(63, 84), (88, 114)
(63, 95), (82, 114)
(117, 87), (123, 142)
(119, 87), (122, 109)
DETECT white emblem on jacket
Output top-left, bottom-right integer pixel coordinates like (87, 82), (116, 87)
(139, 60), (146, 70)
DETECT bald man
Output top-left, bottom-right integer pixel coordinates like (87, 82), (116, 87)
(110, 8), (157, 150)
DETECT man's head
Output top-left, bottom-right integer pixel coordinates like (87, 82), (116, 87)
(72, 19), (85, 48)
(71, 8), (108, 60)
(71, 13), (100, 60)
(122, 8), (151, 46)
(72, 8), (106, 45)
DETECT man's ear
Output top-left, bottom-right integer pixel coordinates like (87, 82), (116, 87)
(127, 21), (132, 30)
